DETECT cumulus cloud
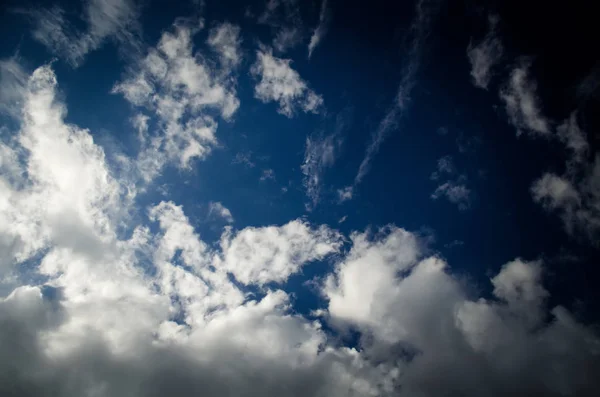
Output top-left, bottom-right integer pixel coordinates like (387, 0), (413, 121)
(467, 15), (503, 89)
(0, 65), (394, 393)
(2, 13), (599, 397)
(500, 61), (550, 136)
(113, 19), (240, 181)
(251, 48), (323, 117)
(208, 201), (234, 223)
(308, 0), (330, 58)
(323, 227), (600, 396)
(23, 0), (141, 67)
(0, 65), (132, 281)
(218, 220), (342, 285)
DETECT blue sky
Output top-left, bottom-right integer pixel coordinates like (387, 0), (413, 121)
(1, 0), (599, 396)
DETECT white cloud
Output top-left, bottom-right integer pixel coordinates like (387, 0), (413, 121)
(208, 201), (234, 223)
(218, 220), (342, 285)
(432, 181), (471, 210)
(500, 61), (550, 136)
(0, 65), (132, 280)
(337, 186), (354, 203)
(251, 49), (323, 117)
(467, 15), (503, 89)
(113, 19), (240, 182)
(308, 0), (330, 58)
(323, 227), (600, 396)
(207, 22), (242, 69)
(24, 0), (141, 67)
(1, 19), (599, 397)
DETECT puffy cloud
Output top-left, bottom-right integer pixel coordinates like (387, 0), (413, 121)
(500, 61), (550, 136)
(24, 0), (141, 67)
(467, 15), (503, 89)
(207, 22), (242, 69)
(0, 65), (131, 280)
(323, 227), (600, 396)
(208, 201), (234, 223)
(218, 220), (343, 285)
(113, 19), (240, 181)
(308, 0), (330, 58)
(337, 186), (354, 203)
(251, 49), (323, 117)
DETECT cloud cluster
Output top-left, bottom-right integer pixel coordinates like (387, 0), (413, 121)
(251, 49), (323, 117)
(323, 227), (600, 396)
(497, 60), (599, 240)
(1, 6), (599, 397)
(113, 19), (241, 181)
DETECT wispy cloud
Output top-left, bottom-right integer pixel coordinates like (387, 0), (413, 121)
(500, 61), (550, 136)
(467, 15), (503, 89)
(350, 0), (438, 193)
(431, 181), (471, 210)
(260, 168), (276, 181)
(308, 0), (330, 59)
(302, 112), (348, 210)
(258, 0), (304, 53)
(430, 156), (471, 210)
(21, 0), (141, 67)
(232, 151), (256, 168)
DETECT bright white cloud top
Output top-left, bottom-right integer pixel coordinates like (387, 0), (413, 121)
(1, 1), (600, 396)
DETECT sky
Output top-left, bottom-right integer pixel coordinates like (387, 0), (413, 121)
(0, 0), (599, 396)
